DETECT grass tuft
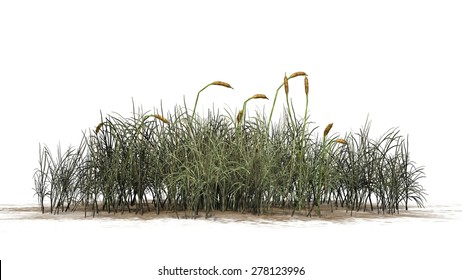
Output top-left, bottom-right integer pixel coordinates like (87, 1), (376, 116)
(34, 72), (426, 218)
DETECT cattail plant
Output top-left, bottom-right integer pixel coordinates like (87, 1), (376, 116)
(310, 122), (334, 215)
(283, 73), (296, 131)
(295, 75), (311, 213)
(267, 71), (307, 132)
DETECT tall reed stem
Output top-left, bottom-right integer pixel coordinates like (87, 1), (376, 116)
(192, 81), (233, 120)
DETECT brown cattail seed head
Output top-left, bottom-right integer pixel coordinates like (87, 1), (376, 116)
(251, 94), (269, 100)
(323, 123), (333, 138)
(153, 114), (170, 124)
(237, 110), (244, 123)
(95, 122), (104, 134)
(284, 73), (289, 95)
(288, 71), (307, 79)
(211, 81), (233, 89)
(304, 76), (309, 96)
(335, 139), (347, 145)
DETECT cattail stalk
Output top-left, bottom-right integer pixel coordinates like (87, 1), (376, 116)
(267, 71), (308, 133)
(311, 122), (334, 216)
(284, 73), (296, 132)
(297, 75), (310, 212)
(192, 81), (233, 119)
(301, 76), (310, 139)
(239, 94), (269, 125)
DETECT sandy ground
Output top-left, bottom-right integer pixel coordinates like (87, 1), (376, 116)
(0, 203), (442, 222)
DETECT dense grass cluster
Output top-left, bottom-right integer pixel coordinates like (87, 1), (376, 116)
(33, 72), (426, 218)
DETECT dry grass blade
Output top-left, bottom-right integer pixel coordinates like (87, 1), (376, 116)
(251, 94), (269, 100)
(284, 73), (289, 95)
(324, 123), (333, 138)
(153, 114), (170, 124)
(237, 110), (244, 123)
(289, 71), (307, 79)
(211, 81), (233, 89)
(95, 122), (104, 134)
(304, 76), (309, 96)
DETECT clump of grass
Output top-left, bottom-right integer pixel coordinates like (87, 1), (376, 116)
(34, 73), (426, 218)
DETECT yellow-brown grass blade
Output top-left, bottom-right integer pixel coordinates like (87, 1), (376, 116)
(289, 71), (307, 79)
(211, 81), (233, 89)
(284, 73), (289, 95)
(304, 76), (309, 96)
(237, 110), (244, 124)
(95, 122), (104, 134)
(251, 94), (269, 100)
(153, 114), (170, 124)
(324, 123), (333, 138)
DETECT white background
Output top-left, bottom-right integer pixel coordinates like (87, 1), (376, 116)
(1, 1), (462, 280)
(1, 1), (461, 200)
(2, 0), (461, 205)
(1, 1), (461, 204)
